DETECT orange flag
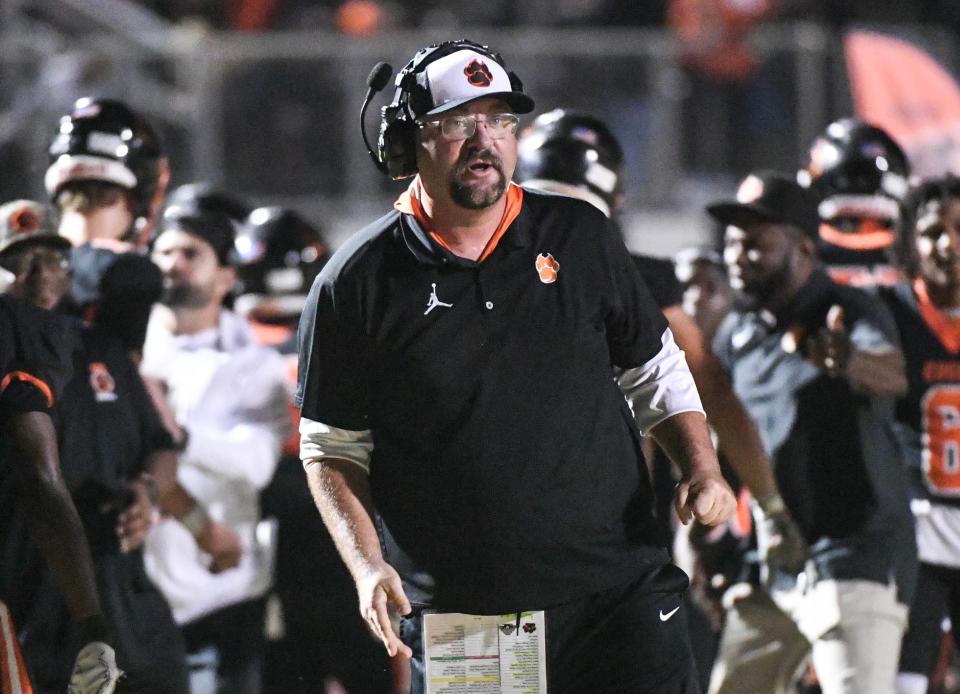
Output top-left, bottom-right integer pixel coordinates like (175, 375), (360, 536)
(845, 30), (960, 178)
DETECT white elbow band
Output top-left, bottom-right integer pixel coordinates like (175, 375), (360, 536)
(616, 328), (705, 436)
(299, 417), (373, 474)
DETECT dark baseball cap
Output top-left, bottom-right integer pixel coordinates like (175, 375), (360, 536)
(155, 203), (237, 266)
(706, 171), (822, 239)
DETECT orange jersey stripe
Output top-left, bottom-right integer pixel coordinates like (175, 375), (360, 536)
(0, 371), (54, 408)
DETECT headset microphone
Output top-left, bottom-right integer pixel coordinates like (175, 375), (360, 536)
(360, 61), (393, 173)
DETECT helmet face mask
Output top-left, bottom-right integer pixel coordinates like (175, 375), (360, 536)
(515, 109), (624, 218)
(45, 98), (163, 223)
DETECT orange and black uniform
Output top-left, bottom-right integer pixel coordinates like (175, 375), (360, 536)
(881, 281), (960, 678)
(298, 188), (701, 692)
(0, 294), (77, 691)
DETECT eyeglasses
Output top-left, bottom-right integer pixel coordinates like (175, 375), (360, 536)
(418, 113), (519, 141)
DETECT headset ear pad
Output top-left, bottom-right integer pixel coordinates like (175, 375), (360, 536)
(378, 106), (419, 180)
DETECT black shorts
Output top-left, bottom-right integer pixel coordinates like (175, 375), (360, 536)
(899, 561), (960, 675)
(400, 563), (700, 694)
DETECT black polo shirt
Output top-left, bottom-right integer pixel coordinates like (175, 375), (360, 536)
(56, 325), (176, 552)
(298, 190), (671, 613)
(713, 270), (916, 600)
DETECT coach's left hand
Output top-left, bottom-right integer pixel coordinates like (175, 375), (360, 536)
(674, 468), (736, 527)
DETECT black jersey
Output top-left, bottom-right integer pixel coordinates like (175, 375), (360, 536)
(881, 282), (960, 507)
(57, 325), (175, 553)
(0, 294), (77, 417)
(1, 322), (186, 691)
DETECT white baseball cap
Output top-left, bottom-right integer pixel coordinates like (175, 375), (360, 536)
(418, 48), (534, 116)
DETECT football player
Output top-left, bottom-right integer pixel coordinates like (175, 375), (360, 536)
(881, 175), (960, 694)
(46, 97), (168, 354)
(798, 117), (910, 288)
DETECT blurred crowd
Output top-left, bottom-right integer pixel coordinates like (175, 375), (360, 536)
(1, 27), (960, 694)
(139, 0), (960, 38)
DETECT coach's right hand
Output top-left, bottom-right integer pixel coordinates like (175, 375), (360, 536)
(357, 559), (413, 658)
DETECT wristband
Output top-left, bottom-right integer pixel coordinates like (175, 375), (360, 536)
(179, 503), (209, 537)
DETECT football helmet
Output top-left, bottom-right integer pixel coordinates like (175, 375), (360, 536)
(798, 117), (910, 223)
(233, 206), (329, 322)
(516, 109), (624, 218)
(45, 97), (163, 221)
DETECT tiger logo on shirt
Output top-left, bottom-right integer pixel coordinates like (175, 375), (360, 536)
(89, 362), (117, 403)
(535, 253), (560, 284)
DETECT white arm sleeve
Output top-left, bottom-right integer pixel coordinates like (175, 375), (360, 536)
(615, 327), (705, 436)
(299, 417), (374, 474)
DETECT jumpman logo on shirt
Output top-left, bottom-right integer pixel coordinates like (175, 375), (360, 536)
(424, 283), (453, 315)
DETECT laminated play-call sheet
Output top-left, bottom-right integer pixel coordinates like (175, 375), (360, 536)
(423, 610), (547, 693)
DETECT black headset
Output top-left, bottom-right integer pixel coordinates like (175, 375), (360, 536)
(359, 39), (526, 181)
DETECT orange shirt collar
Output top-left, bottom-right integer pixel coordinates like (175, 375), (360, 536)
(394, 177), (524, 262)
(914, 278), (960, 353)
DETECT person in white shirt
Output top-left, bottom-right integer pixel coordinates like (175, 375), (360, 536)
(141, 202), (289, 694)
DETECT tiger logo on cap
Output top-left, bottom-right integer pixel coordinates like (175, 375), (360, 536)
(464, 59), (493, 87)
(535, 253), (560, 284)
(10, 207), (42, 234)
